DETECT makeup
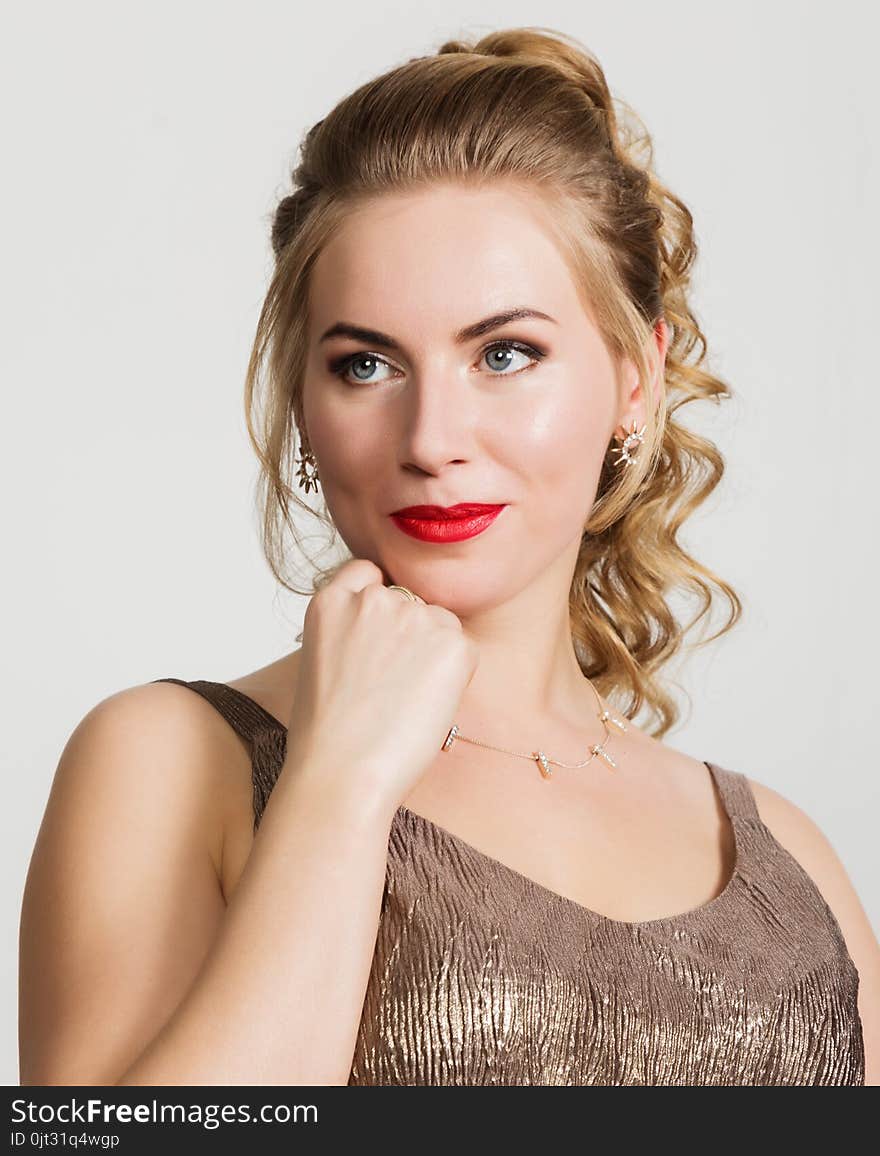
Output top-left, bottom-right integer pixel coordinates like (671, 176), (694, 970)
(389, 504), (507, 543)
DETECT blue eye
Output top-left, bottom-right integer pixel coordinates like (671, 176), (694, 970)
(334, 353), (395, 385)
(328, 339), (546, 387)
(482, 342), (540, 374)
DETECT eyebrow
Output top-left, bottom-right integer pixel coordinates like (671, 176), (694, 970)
(318, 307), (558, 349)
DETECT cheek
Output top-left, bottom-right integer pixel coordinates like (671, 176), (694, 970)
(300, 391), (391, 562)
(488, 389), (609, 560)
(304, 393), (384, 487)
(508, 395), (610, 513)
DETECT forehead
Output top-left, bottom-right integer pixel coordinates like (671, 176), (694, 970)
(307, 183), (585, 338)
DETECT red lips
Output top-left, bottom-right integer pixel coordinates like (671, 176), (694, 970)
(389, 504), (507, 543)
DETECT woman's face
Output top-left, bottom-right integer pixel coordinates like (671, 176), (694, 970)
(303, 181), (640, 613)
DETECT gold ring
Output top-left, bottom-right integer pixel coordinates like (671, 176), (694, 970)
(387, 584), (425, 604)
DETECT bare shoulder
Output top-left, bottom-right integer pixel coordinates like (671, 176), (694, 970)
(68, 680), (255, 875)
(746, 772), (880, 1084)
(20, 680), (250, 1082)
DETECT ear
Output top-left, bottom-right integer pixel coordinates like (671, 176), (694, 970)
(613, 318), (669, 439)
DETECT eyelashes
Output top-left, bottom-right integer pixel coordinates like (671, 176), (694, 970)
(327, 339), (547, 387)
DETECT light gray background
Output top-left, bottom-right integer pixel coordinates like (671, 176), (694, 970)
(3, 1), (876, 1085)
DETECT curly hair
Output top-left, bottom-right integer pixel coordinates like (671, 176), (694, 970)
(243, 25), (742, 738)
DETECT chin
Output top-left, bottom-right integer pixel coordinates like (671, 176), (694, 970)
(384, 564), (511, 614)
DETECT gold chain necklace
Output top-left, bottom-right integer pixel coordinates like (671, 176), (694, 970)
(440, 675), (628, 778)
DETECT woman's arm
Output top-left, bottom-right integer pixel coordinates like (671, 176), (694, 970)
(748, 776), (880, 1086)
(19, 682), (393, 1086)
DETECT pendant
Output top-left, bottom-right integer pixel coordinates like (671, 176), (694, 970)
(599, 709), (628, 732)
(593, 743), (618, 769)
(534, 751), (552, 778)
(442, 725), (459, 752)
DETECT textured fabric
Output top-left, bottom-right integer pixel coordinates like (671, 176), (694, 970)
(152, 677), (866, 1086)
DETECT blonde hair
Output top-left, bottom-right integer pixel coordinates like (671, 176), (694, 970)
(244, 26), (742, 737)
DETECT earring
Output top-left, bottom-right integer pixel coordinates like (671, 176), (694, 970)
(295, 446), (320, 494)
(611, 419), (647, 468)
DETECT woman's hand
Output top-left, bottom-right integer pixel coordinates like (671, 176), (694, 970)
(284, 558), (480, 814)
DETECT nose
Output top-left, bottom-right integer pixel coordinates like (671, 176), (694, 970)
(395, 366), (475, 474)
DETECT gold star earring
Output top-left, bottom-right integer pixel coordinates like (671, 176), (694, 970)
(295, 445), (320, 494)
(611, 419), (647, 467)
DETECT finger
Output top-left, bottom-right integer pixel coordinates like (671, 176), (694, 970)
(325, 557), (387, 595)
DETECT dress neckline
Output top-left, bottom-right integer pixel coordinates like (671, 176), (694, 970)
(394, 761), (741, 931)
(214, 681), (741, 930)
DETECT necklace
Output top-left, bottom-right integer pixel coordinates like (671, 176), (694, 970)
(440, 676), (629, 778)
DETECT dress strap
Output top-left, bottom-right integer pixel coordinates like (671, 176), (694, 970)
(152, 678), (289, 831)
(705, 761), (762, 823)
(151, 677), (286, 747)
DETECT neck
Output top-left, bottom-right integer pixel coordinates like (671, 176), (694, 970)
(448, 563), (604, 753)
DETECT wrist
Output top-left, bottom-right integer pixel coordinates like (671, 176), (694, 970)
(278, 744), (400, 830)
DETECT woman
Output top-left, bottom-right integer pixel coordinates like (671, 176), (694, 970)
(19, 26), (877, 1086)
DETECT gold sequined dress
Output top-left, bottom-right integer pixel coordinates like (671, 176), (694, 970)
(153, 678), (865, 1086)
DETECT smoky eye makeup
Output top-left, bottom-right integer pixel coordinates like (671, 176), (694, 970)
(325, 337), (549, 384)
